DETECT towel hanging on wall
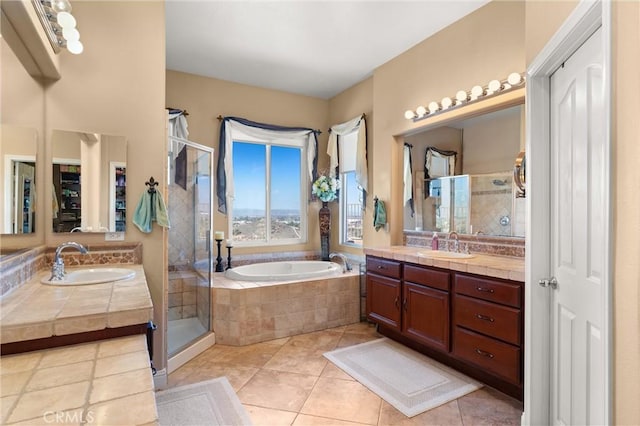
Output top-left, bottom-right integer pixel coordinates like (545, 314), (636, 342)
(373, 197), (387, 231)
(133, 178), (170, 233)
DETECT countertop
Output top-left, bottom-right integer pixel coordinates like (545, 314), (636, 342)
(364, 246), (524, 282)
(0, 334), (158, 425)
(0, 264), (153, 344)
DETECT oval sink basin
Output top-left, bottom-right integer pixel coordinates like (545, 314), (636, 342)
(417, 251), (476, 260)
(41, 268), (136, 286)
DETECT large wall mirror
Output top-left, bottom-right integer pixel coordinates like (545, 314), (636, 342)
(51, 129), (127, 233)
(1, 125), (38, 234)
(403, 104), (525, 238)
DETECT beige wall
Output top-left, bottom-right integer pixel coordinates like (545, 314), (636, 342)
(42, 1), (167, 369)
(327, 77), (373, 256)
(371, 1), (525, 247)
(166, 70), (330, 255)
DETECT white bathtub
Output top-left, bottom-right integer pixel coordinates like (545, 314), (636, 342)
(224, 260), (342, 281)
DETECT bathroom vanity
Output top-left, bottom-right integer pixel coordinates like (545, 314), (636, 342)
(364, 247), (524, 400)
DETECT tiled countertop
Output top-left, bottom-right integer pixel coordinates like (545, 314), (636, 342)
(0, 334), (158, 425)
(0, 265), (153, 344)
(364, 246), (524, 282)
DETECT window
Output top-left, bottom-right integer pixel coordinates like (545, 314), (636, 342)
(338, 131), (363, 246)
(230, 139), (306, 245)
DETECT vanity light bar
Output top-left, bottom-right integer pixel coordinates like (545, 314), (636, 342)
(32, 0), (83, 54)
(404, 72), (525, 121)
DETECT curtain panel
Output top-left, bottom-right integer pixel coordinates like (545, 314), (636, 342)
(327, 114), (368, 193)
(217, 116), (319, 214)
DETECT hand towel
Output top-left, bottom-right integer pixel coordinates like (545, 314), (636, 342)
(374, 198), (387, 232)
(133, 190), (170, 233)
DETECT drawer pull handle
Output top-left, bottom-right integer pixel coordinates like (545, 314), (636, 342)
(476, 313), (495, 322)
(476, 287), (495, 293)
(377, 265), (386, 269)
(403, 298), (407, 311)
(475, 348), (495, 359)
(394, 296), (400, 309)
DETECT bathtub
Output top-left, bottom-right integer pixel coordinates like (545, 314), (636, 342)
(224, 260), (342, 281)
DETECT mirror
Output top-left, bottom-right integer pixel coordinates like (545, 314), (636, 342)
(51, 129), (127, 233)
(404, 105), (525, 238)
(1, 125), (38, 234)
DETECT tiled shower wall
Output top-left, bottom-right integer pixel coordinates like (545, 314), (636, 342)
(470, 173), (524, 237)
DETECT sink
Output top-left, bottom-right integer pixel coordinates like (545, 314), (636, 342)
(41, 268), (136, 286)
(417, 251), (476, 260)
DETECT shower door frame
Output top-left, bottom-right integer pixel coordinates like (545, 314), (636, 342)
(166, 136), (215, 373)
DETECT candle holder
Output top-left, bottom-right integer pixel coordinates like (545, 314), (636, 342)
(226, 245), (233, 270)
(215, 239), (224, 272)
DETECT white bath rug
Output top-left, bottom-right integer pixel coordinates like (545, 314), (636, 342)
(155, 377), (253, 426)
(324, 337), (482, 417)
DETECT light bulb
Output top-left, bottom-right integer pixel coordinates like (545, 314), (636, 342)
(57, 12), (76, 29)
(456, 90), (468, 102)
(416, 106), (427, 117)
(428, 102), (439, 113)
(487, 80), (501, 94)
(66, 39), (83, 55)
(441, 97), (453, 109)
(470, 85), (484, 99)
(62, 28), (80, 42)
(51, 0), (72, 13)
(404, 110), (416, 120)
(507, 72), (522, 85)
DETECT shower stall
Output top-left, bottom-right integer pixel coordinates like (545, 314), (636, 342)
(166, 136), (215, 372)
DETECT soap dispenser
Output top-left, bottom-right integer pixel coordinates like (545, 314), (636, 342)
(431, 232), (439, 251)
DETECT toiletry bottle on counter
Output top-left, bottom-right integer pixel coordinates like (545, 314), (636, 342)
(431, 233), (439, 250)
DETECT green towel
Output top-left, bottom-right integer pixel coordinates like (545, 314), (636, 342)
(374, 198), (387, 231)
(133, 190), (170, 233)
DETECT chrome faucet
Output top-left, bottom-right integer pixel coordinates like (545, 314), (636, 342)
(329, 252), (352, 273)
(50, 242), (88, 281)
(447, 231), (460, 253)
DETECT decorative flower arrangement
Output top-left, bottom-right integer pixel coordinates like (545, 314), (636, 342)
(312, 175), (340, 202)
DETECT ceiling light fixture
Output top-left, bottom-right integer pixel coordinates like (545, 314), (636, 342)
(404, 72), (525, 122)
(32, 0), (83, 54)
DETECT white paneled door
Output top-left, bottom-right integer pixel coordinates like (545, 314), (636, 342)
(549, 27), (606, 425)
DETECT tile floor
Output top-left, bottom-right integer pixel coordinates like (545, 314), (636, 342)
(167, 322), (523, 425)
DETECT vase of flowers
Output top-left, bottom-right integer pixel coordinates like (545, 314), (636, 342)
(312, 175), (339, 260)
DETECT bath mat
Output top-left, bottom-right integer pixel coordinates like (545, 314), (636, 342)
(155, 377), (252, 425)
(324, 338), (482, 417)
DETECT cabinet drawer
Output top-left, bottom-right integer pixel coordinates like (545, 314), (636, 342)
(403, 264), (450, 291)
(366, 257), (401, 279)
(454, 327), (521, 384)
(455, 274), (522, 308)
(454, 295), (521, 345)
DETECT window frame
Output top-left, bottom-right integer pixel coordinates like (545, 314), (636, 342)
(337, 131), (363, 248)
(228, 137), (308, 247)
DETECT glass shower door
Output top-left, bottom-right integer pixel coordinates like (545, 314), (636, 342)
(167, 137), (213, 359)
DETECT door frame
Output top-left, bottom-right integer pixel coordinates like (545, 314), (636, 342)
(524, 1), (612, 424)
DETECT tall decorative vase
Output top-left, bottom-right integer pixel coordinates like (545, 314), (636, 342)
(319, 201), (331, 261)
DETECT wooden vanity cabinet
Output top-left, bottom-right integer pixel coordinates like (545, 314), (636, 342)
(366, 257), (401, 330)
(401, 264), (450, 352)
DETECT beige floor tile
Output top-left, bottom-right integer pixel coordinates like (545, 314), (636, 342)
(94, 350), (150, 377)
(286, 329), (344, 351)
(38, 343), (97, 368)
(263, 345), (328, 376)
(7, 408), (84, 425)
(293, 413), (371, 426)
(169, 361), (259, 392)
(0, 371), (31, 396)
(336, 333), (382, 349)
(205, 342), (283, 368)
(0, 352), (42, 375)
(88, 391), (157, 425)
(1, 395), (19, 424)
(300, 377), (381, 425)
(89, 368), (153, 404)
(97, 334), (148, 358)
(237, 369), (318, 412)
(343, 322), (379, 336)
(378, 400), (463, 426)
(319, 362), (355, 381)
(244, 404), (298, 426)
(7, 381), (89, 423)
(26, 361), (93, 392)
(457, 387), (523, 425)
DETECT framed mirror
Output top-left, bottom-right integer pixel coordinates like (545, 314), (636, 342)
(1, 125), (38, 234)
(403, 104), (525, 238)
(51, 129), (127, 233)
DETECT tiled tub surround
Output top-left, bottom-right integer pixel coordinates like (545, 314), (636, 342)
(364, 246), (524, 282)
(212, 270), (361, 346)
(0, 243), (143, 297)
(0, 264), (153, 350)
(404, 231), (525, 259)
(0, 334), (157, 425)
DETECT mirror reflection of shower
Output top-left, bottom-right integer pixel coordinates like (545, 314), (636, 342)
(167, 136), (214, 359)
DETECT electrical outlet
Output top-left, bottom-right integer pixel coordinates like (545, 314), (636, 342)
(105, 232), (124, 241)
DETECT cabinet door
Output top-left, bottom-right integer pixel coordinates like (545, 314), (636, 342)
(402, 282), (450, 352)
(366, 273), (401, 331)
